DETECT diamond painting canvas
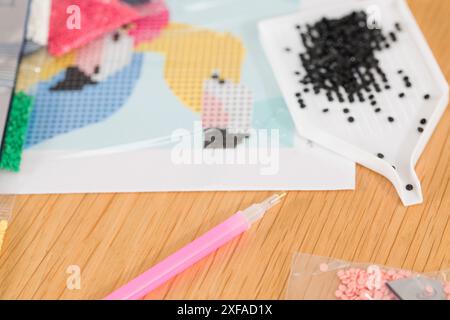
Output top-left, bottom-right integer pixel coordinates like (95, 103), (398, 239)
(0, 0), (355, 194)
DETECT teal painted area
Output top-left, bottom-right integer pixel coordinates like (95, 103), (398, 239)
(253, 97), (296, 147)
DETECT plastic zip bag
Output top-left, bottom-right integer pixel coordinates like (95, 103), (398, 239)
(286, 253), (450, 300)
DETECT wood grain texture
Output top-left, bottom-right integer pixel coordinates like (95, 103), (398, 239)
(0, 0), (449, 300)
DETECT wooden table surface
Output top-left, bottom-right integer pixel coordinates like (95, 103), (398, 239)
(0, 0), (449, 300)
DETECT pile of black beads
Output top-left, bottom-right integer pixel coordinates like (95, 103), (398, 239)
(295, 11), (400, 108)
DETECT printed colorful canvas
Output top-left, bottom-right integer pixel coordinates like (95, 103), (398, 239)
(0, 0), (354, 194)
(21, 0), (300, 149)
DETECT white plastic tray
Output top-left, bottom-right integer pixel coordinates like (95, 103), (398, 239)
(259, 0), (448, 206)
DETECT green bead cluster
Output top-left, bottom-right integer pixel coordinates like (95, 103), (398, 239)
(0, 92), (34, 172)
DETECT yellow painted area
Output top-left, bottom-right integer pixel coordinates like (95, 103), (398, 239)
(0, 220), (7, 253)
(16, 50), (75, 92)
(16, 23), (246, 114)
(136, 23), (245, 113)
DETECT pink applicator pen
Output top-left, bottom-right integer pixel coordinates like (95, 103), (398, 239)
(105, 193), (286, 300)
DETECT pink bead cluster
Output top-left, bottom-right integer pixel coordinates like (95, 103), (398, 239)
(334, 266), (450, 300)
(445, 283), (450, 300)
(335, 267), (413, 300)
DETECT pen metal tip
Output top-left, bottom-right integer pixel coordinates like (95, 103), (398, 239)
(267, 192), (287, 206)
(277, 192), (287, 199)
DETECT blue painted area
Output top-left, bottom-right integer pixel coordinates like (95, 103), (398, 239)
(32, 53), (199, 150)
(25, 54), (144, 148)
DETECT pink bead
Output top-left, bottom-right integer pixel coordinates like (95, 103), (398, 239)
(424, 285), (434, 295)
(357, 278), (366, 285)
(392, 274), (402, 280)
(335, 290), (343, 298)
(319, 263), (329, 272)
(373, 291), (384, 300)
(403, 271), (412, 277)
(381, 286), (390, 293)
